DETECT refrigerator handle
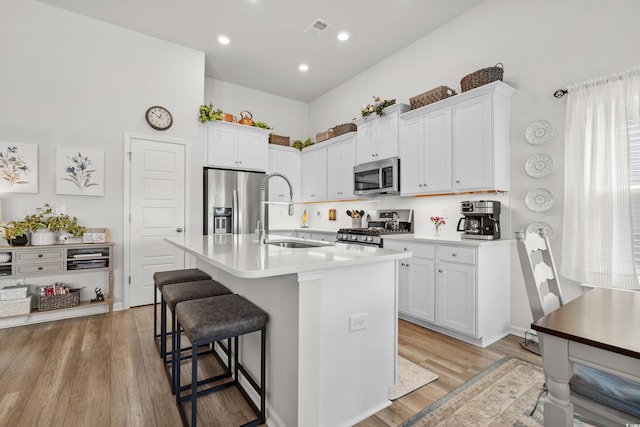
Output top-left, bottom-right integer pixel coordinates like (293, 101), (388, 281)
(233, 189), (239, 234)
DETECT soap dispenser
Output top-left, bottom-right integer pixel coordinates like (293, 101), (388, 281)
(301, 209), (308, 228)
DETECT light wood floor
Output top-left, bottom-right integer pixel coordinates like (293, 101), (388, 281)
(0, 306), (540, 426)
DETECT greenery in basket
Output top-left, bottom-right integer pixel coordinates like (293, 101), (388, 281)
(291, 138), (314, 151)
(0, 220), (28, 242)
(254, 121), (272, 130)
(360, 96), (396, 118)
(198, 103), (223, 122)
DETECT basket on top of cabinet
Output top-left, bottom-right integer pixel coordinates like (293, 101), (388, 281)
(269, 134), (290, 146)
(409, 86), (457, 109)
(331, 123), (357, 137)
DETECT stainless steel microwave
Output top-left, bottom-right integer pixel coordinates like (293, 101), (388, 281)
(353, 157), (400, 196)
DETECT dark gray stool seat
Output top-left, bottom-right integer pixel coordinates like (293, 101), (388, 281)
(174, 294), (268, 427)
(152, 269), (212, 357)
(161, 279), (232, 393)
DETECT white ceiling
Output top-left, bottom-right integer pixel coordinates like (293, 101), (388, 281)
(38, 0), (484, 102)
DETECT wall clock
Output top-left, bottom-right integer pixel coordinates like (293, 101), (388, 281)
(145, 105), (173, 130)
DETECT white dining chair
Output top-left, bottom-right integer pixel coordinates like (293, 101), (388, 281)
(515, 229), (640, 426)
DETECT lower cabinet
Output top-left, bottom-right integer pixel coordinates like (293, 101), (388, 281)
(384, 239), (509, 347)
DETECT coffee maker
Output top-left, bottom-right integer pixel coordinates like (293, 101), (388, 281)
(456, 200), (501, 240)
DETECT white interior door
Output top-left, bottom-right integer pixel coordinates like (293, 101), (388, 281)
(128, 137), (186, 307)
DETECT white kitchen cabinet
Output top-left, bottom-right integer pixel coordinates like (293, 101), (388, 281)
(206, 121), (270, 171)
(326, 133), (356, 200)
(398, 81), (515, 195)
(354, 103), (411, 165)
(399, 108), (452, 195)
(384, 237), (510, 348)
(452, 83), (514, 192)
(435, 246), (476, 336)
(301, 143), (327, 201)
(384, 241), (436, 323)
(268, 145), (301, 202)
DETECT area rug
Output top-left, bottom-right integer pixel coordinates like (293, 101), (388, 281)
(389, 356), (439, 400)
(400, 357), (592, 426)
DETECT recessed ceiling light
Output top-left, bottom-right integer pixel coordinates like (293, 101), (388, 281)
(218, 35), (230, 45)
(337, 31), (350, 41)
(298, 64), (309, 72)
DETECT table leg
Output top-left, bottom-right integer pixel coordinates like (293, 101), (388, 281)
(539, 333), (574, 427)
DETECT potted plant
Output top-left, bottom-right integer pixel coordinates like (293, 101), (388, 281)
(19, 204), (86, 246)
(49, 214), (86, 244)
(0, 220), (28, 246)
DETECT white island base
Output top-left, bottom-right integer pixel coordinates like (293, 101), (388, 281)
(166, 235), (409, 427)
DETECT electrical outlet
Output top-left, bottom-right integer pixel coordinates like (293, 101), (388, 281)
(53, 204), (66, 215)
(442, 208), (449, 219)
(349, 313), (368, 331)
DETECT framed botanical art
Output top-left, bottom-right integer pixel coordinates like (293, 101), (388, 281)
(0, 142), (38, 193)
(56, 148), (105, 196)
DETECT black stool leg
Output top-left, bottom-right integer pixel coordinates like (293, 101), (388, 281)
(191, 342), (198, 427)
(260, 327), (266, 423)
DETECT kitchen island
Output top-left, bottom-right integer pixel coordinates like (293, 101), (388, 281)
(165, 234), (411, 427)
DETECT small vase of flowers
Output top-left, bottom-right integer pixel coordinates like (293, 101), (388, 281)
(430, 216), (446, 237)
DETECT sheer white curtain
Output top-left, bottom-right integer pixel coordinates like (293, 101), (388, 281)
(561, 67), (640, 290)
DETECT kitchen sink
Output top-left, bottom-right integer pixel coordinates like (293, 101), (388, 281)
(265, 239), (333, 249)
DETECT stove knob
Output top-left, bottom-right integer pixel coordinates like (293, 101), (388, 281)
(367, 236), (373, 242)
(350, 235), (357, 241)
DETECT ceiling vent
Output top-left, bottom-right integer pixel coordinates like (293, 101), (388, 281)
(304, 19), (330, 37)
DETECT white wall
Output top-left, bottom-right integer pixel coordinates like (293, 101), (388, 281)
(299, 0), (640, 332)
(205, 78), (310, 143)
(0, 0), (205, 308)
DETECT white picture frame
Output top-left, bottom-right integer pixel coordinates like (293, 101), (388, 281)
(0, 142), (38, 193)
(56, 148), (105, 196)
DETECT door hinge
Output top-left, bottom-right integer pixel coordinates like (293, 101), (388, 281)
(129, 214), (132, 223)
(128, 151), (132, 161)
(128, 276), (131, 285)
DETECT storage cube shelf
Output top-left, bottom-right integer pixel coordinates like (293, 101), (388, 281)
(0, 242), (114, 327)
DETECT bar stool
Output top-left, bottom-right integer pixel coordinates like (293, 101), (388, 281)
(153, 269), (211, 356)
(174, 294), (268, 427)
(161, 279), (233, 393)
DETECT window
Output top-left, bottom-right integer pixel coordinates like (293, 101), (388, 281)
(629, 124), (640, 272)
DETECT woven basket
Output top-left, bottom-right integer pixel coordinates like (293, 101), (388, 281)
(38, 292), (80, 312)
(269, 134), (290, 146)
(316, 129), (334, 143)
(410, 86), (457, 109)
(460, 63), (504, 92)
(331, 123), (357, 137)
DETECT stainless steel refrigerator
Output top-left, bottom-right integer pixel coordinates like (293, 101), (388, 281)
(203, 167), (265, 235)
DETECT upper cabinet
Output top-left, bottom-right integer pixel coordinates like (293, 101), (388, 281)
(400, 81), (515, 195)
(301, 143), (327, 202)
(268, 145), (302, 203)
(400, 108), (452, 195)
(205, 121), (271, 171)
(326, 133), (357, 200)
(354, 103), (411, 165)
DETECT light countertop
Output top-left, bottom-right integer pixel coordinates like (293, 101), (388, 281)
(383, 234), (513, 246)
(165, 234), (411, 279)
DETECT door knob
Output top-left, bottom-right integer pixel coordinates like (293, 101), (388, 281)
(176, 228), (183, 232)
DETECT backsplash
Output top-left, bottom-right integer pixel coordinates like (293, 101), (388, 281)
(268, 192), (512, 239)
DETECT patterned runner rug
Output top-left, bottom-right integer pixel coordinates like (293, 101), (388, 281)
(400, 357), (592, 426)
(389, 356), (439, 400)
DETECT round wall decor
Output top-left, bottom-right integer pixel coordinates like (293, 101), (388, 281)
(525, 188), (554, 212)
(525, 153), (554, 177)
(526, 221), (554, 240)
(525, 120), (553, 145)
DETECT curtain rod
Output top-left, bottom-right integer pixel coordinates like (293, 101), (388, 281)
(554, 89), (568, 98)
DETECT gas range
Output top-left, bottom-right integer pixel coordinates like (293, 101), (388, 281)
(337, 209), (413, 247)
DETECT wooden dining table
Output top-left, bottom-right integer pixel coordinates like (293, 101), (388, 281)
(531, 287), (640, 427)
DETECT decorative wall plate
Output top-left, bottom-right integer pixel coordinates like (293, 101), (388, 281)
(526, 221), (554, 240)
(525, 188), (554, 212)
(525, 153), (554, 178)
(525, 120), (553, 145)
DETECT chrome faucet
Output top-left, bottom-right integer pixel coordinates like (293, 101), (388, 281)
(258, 172), (294, 244)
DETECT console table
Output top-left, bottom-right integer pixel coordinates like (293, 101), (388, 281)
(0, 242), (114, 328)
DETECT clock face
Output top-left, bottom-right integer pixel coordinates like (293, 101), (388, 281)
(145, 106), (173, 130)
